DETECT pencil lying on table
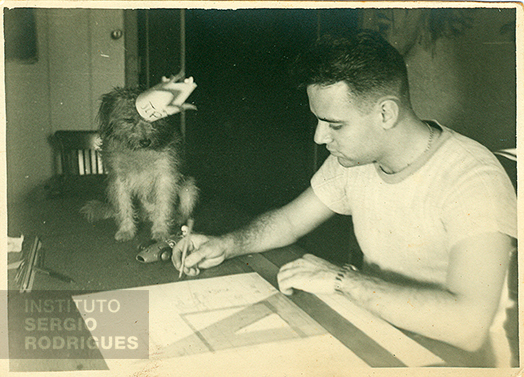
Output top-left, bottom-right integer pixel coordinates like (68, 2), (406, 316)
(179, 218), (194, 279)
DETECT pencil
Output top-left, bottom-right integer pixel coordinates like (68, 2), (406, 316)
(179, 218), (194, 278)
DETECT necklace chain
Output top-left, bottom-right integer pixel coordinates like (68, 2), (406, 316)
(425, 122), (435, 152)
(379, 122), (435, 174)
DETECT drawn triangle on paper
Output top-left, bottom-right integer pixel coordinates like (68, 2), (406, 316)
(235, 313), (290, 334)
(185, 307), (243, 330)
(155, 293), (326, 359)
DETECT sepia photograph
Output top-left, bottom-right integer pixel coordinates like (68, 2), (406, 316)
(1, 2), (520, 376)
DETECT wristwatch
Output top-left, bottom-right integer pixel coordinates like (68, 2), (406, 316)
(334, 263), (358, 293)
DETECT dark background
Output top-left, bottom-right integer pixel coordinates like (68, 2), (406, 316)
(137, 9), (363, 265)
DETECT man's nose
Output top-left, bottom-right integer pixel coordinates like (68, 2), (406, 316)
(313, 121), (332, 145)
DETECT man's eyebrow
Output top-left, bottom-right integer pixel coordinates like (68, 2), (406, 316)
(317, 116), (344, 123)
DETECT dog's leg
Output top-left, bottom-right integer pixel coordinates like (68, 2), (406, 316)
(178, 176), (199, 221)
(109, 177), (137, 242)
(149, 174), (177, 241)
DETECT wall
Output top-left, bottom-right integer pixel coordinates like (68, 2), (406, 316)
(407, 8), (515, 154)
(5, 9), (52, 205)
(5, 8), (126, 205)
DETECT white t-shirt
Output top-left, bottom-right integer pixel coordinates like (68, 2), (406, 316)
(311, 121), (517, 365)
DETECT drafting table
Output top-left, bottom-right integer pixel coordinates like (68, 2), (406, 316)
(7, 197), (496, 373)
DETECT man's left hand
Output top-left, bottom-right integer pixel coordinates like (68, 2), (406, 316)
(277, 253), (340, 295)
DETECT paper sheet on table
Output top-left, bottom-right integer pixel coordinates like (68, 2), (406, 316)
(495, 148), (517, 161)
(8, 234), (24, 252)
(74, 273), (371, 376)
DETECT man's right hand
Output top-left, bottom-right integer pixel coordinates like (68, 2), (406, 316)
(171, 234), (229, 276)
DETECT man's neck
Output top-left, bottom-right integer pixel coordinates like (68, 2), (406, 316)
(377, 116), (434, 175)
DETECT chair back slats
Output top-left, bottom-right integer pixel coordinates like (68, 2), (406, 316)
(54, 131), (106, 176)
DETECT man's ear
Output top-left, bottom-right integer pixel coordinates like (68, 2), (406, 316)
(377, 97), (400, 130)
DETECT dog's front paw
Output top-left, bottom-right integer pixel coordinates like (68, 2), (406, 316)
(151, 230), (170, 242)
(115, 228), (136, 242)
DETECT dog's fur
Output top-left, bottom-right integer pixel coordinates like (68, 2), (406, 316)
(81, 87), (198, 242)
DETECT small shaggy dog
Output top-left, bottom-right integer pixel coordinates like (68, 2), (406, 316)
(81, 87), (198, 242)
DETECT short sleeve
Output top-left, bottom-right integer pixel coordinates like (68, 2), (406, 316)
(440, 162), (517, 248)
(310, 155), (353, 215)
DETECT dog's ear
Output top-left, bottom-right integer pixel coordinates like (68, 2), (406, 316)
(97, 87), (142, 138)
(97, 91), (118, 137)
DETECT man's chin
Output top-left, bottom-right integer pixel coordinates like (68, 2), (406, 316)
(337, 157), (358, 168)
(336, 157), (371, 168)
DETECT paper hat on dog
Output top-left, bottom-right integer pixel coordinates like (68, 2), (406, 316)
(135, 75), (197, 122)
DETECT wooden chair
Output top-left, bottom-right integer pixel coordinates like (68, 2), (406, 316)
(48, 130), (107, 198)
(495, 148), (518, 367)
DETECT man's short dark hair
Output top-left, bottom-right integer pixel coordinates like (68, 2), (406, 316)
(292, 30), (411, 108)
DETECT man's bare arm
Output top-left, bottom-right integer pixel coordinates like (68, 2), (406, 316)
(224, 187), (335, 257)
(278, 232), (515, 351)
(176, 187), (334, 273)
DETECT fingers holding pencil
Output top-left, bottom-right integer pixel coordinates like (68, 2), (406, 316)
(179, 219), (194, 278)
(171, 232), (228, 277)
(172, 219), (203, 277)
(177, 219), (194, 278)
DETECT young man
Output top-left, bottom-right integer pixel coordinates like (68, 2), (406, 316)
(173, 31), (517, 365)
